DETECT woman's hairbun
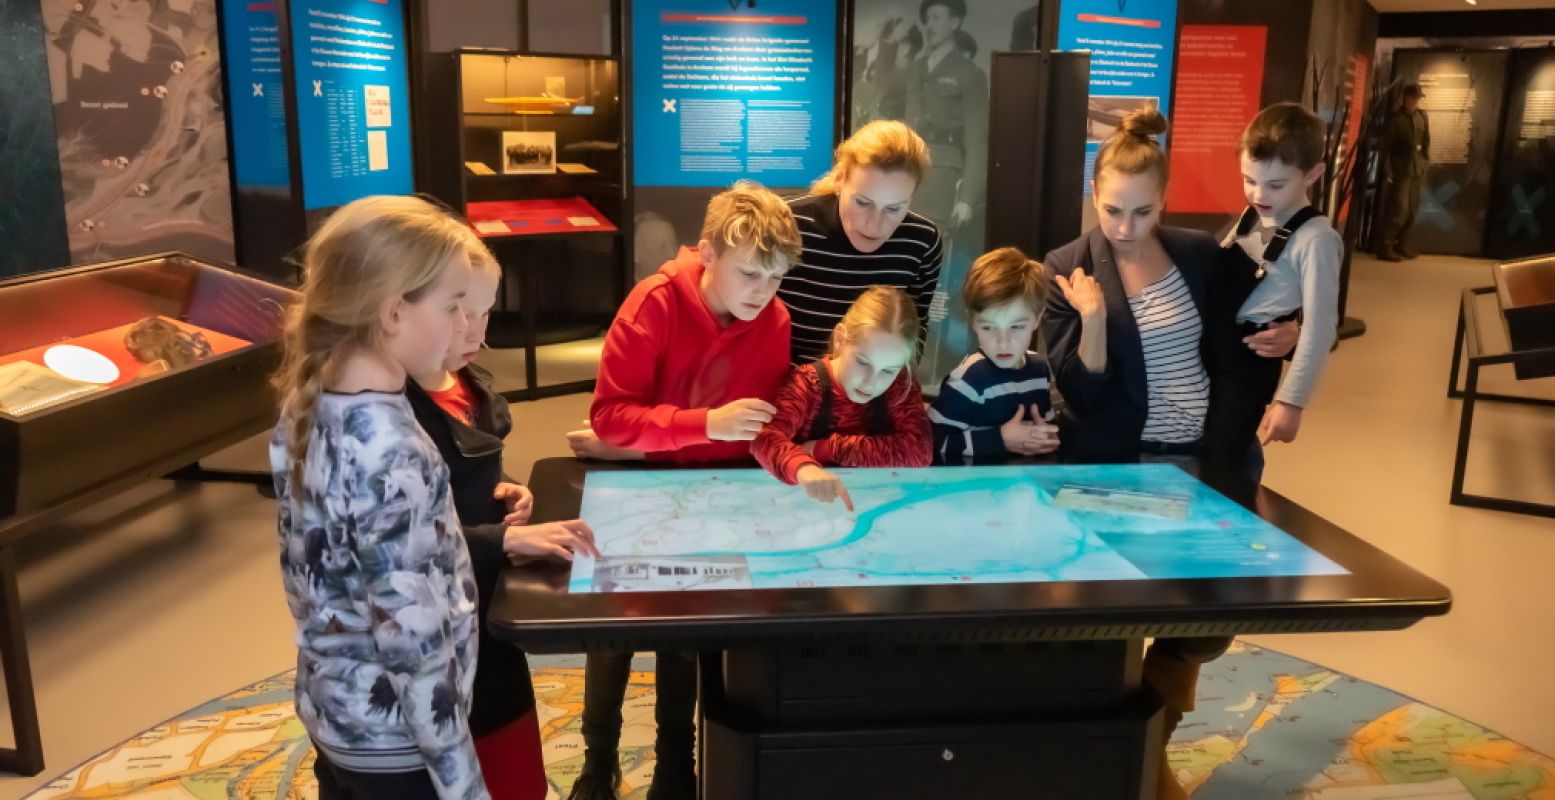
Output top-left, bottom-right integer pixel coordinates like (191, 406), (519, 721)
(1119, 107), (1168, 140)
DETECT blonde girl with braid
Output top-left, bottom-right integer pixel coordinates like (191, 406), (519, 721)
(270, 195), (523, 800)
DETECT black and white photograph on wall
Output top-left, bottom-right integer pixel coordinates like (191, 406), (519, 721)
(502, 130), (557, 174)
(850, 0), (1040, 384)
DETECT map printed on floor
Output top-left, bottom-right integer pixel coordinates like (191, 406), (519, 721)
(568, 465), (1348, 594)
(29, 647), (1555, 799)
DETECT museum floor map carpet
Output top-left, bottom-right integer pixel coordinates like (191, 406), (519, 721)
(25, 644), (1555, 799)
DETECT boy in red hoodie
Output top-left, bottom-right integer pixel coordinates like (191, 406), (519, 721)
(566, 181), (802, 800)
(568, 182), (798, 465)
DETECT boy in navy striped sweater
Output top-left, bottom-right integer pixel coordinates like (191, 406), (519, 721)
(929, 247), (1060, 463)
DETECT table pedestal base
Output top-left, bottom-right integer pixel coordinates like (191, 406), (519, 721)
(700, 639), (1164, 799)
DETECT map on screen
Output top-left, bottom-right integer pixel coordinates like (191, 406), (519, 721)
(568, 465), (1348, 593)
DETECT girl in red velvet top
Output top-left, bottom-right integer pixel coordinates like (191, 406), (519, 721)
(752, 286), (932, 509)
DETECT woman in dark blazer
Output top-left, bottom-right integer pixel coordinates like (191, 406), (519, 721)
(1042, 224), (1221, 463)
(1038, 108), (1296, 800)
(1042, 117), (1297, 469)
(406, 364), (547, 799)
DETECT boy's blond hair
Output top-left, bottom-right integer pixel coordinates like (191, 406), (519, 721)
(701, 180), (802, 271)
(963, 246), (1047, 317)
(1239, 102), (1325, 171)
(832, 286), (922, 362)
(810, 120), (931, 196)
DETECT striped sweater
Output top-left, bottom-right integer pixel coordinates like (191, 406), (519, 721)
(928, 351), (1054, 462)
(779, 193), (944, 365)
(1128, 267), (1210, 444)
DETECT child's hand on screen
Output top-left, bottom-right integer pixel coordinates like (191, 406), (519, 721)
(796, 464), (854, 512)
(503, 520), (600, 563)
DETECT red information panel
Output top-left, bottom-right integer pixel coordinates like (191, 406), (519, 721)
(1166, 25), (1268, 215)
(465, 197), (619, 238)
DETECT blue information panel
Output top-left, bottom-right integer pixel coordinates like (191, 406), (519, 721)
(631, 0), (837, 188)
(287, 0), (413, 210)
(1056, 0), (1179, 196)
(569, 465), (1348, 593)
(222, 0), (291, 190)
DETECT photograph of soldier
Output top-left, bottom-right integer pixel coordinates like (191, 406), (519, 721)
(1375, 83), (1431, 261)
(852, 15), (926, 125)
(906, 0), (987, 234)
(849, 0), (1038, 383)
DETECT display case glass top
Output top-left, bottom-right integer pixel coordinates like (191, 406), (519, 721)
(0, 254), (292, 419)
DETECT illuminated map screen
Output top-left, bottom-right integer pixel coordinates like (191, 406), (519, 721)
(568, 465), (1348, 593)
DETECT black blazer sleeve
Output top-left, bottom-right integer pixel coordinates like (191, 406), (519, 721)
(1041, 238), (1113, 415)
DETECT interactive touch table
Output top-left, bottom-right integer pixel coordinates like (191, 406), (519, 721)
(491, 459), (1450, 799)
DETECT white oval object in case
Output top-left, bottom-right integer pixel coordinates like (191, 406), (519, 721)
(44, 344), (120, 384)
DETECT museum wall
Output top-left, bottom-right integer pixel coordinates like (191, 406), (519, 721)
(0, 0), (237, 281)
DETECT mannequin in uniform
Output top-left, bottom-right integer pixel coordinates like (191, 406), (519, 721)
(1375, 83), (1430, 261)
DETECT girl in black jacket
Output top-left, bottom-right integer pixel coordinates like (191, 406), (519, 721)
(407, 250), (598, 799)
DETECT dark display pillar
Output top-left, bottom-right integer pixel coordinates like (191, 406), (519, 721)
(0, 1), (70, 278)
(984, 51), (1090, 263)
(217, 0), (305, 282)
(1487, 47), (1555, 260)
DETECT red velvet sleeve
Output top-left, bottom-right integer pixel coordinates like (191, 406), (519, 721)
(590, 300), (710, 452)
(751, 367), (822, 484)
(810, 371), (933, 468)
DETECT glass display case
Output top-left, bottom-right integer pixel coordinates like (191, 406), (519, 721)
(452, 49), (627, 400)
(0, 253), (295, 520)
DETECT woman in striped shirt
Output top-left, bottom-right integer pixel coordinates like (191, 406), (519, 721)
(779, 120), (945, 365)
(1039, 108), (1299, 800)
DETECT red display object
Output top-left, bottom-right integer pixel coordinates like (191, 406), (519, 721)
(465, 197), (619, 238)
(1166, 25), (1268, 215)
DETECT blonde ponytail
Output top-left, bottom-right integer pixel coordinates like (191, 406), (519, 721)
(812, 120), (931, 196)
(272, 195), (495, 485)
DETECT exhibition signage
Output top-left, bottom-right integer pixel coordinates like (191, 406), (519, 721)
(287, 0), (414, 210)
(1055, 0), (1179, 197)
(222, 0), (291, 190)
(1165, 24), (1266, 215)
(631, 0), (837, 188)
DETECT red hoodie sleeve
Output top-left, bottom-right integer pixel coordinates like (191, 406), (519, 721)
(590, 295), (711, 452)
(811, 371), (933, 468)
(751, 367), (821, 484)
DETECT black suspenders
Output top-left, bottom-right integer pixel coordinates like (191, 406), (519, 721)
(1232, 205), (1323, 279)
(809, 360), (892, 440)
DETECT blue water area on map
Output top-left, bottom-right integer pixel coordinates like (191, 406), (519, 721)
(569, 465), (1348, 593)
(1189, 647), (1405, 800)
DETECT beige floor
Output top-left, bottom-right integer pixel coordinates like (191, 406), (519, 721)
(1, 254), (1552, 799)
